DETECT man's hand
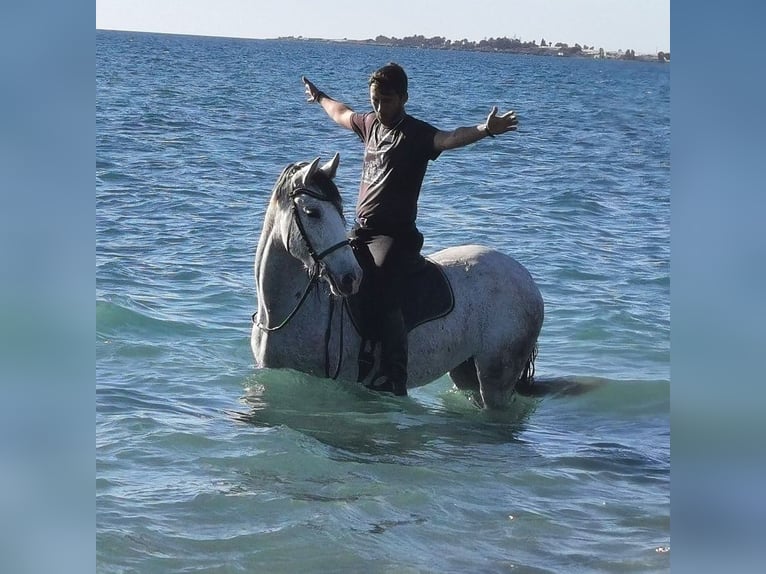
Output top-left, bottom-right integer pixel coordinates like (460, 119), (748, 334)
(485, 106), (519, 136)
(302, 76), (323, 103)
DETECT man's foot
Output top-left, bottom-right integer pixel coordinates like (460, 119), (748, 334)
(368, 375), (408, 396)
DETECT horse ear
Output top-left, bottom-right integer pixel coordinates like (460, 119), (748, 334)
(292, 157), (321, 188)
(319, 153), (340, 180)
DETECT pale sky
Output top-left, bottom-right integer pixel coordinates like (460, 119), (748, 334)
(96, 0), (670, 54)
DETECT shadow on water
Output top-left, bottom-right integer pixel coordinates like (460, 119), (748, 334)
(224, 369), (610, 459)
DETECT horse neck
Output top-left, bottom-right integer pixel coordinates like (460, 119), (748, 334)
(254, 207), (326, 331)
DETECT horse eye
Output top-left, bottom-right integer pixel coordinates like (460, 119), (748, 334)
(304, 207), (321, 219)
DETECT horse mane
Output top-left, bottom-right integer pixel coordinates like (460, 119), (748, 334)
(273, 161), (344, 217)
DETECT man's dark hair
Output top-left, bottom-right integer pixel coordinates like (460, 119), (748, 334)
(369, 62), (408, 97)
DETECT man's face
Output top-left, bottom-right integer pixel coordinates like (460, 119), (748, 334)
(369, 83), (406, 127)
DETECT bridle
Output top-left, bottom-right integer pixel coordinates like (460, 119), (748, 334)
(253, 175), (354, 379)
(254, 181), (351, 333)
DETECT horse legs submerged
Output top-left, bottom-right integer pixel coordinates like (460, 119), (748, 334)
(449, 341), (538, 408)
(428, 245), (543, 409)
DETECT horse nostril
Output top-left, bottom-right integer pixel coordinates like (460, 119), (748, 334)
(340, 273), (357, 294)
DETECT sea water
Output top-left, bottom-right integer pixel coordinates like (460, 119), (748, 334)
(97, 30), (669, 572)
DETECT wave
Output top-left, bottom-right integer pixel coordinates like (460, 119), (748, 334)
(96, 298), (202, 339)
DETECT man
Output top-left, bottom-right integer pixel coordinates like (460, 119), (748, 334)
(302, 62), (518, 396)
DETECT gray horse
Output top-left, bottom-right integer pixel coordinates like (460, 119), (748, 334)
(251, 154), (544, 408)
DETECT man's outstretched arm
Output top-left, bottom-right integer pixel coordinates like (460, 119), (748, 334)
(434, 106), (519, 151)
(302, 76), (355, 130)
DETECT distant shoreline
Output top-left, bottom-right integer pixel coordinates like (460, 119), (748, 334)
(276, 35), (670, 63)
(97, 29), (669, 63)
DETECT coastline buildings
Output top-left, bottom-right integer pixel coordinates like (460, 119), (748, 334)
(280, 34), (669, 62)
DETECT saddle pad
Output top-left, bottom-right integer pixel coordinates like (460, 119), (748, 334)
(346, 256), (454, 339)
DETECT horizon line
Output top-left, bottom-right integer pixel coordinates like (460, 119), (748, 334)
(96, 27), (668, 57)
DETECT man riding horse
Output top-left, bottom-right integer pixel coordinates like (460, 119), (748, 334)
(302, 63), (519, 396)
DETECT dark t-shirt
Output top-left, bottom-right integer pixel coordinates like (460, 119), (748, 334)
(350, 112), (440, 232)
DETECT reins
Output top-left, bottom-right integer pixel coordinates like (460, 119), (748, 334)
(323, 295), (347, 379)
(252, 265), (320, 332)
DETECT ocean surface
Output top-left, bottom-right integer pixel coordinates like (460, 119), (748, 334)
(97, 30), (670, 573)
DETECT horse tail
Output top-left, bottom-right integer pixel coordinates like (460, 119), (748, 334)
(515, 345), (606, 398)
(514, 343), (538, 396)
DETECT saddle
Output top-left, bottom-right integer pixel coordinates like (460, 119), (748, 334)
(345, 244), (454, 381)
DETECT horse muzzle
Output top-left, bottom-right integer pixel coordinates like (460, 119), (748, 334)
(339, 269), (362, 296)
(323, 265), (362, 297)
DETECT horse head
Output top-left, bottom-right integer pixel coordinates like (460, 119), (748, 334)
(271, 153), (362, 297)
